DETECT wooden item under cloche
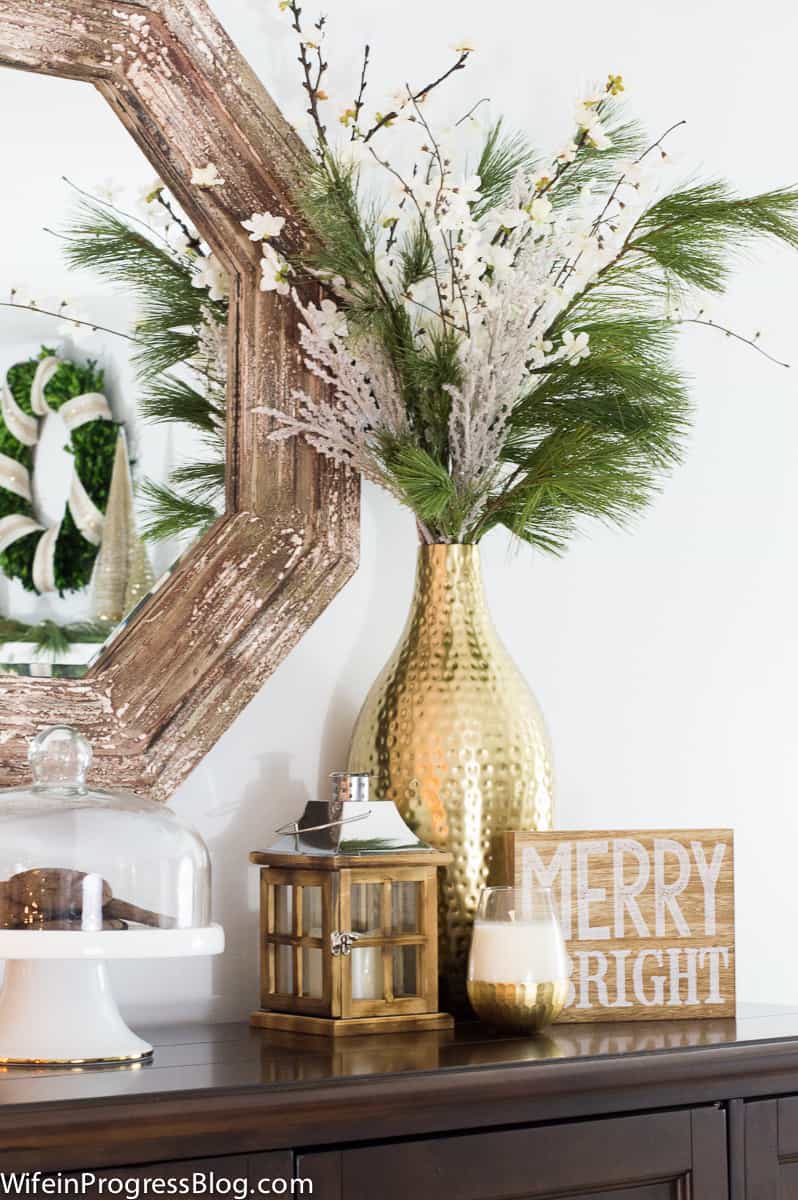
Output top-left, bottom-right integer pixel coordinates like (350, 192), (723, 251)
(1, 868), (176, 930)
(250, 772), (453, 1037)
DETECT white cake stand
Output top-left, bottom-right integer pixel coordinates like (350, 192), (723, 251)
(0, 925), (224, 1065)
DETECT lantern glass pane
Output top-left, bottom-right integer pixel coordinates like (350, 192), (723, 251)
(301, 886), (323, 937)
(393, 945), (420, 997)
(391, 881), (420, 933)
(351, 944), (384, 1001)
(276, 944), (294, 994)
(274, 885), (293, 935)
(301, 947), (324, 998)
(350, 883), (382, 934)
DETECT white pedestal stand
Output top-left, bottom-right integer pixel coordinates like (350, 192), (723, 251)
(0, 926), (224, 1066)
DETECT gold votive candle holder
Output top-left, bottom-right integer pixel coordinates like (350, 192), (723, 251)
(467, 886), (569, 1033)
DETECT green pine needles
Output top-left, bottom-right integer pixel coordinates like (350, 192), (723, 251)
(256, 26), (798, 550)
(62, 192), (228, 542)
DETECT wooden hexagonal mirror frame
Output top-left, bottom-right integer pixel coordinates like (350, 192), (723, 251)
(0, 0), (359, 798)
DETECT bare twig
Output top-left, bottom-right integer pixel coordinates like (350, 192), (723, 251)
(351, 44), (370, 140)
(61, 176), (185, 258)
(287, 2), (329, 154)
(362, 52), (470, 144)
(368, 145), (448, 318)
(154, 192), (203, 255)
(0, 300), (137, 342)
(589, 119), (687, 240)
(680, 318), (790, 367)
(408, 88), (471, 336)
(456, 97), (491, 128)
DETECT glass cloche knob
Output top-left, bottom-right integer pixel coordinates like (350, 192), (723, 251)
(28, 726), (92, 789)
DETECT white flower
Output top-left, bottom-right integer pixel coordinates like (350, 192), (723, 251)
(574, 103), (611, 149)
(167, 226), (191, 255)
(557, 142), (578, 165)
(528, 196), (553, 226)
(491, 206), (526, 233)
(618, 160), (644, 187)
(191, 163), (225, 188)
(588, 125), (612, 151)
(242, 211), (286, 241)
(412, 180), (440, 211)
(561, 330), (590, 364)
(483, 242), (514, 276)
(452, 38), (476, 53)
(95, 178), (121, 205)
(458, 233), (491, 277)
(387, 88), (411, 110)
(575, 102), (600, 132)
(192, 253), (229, 302)
(453, 174), (481, 206)
(436, 194), (472, 233)
(381, 202), (404, 228)
(139, 179), (164, 206)
(312, 298), (348, 341)
(528, 339), (554, 369)
(260, 243), (292, 295)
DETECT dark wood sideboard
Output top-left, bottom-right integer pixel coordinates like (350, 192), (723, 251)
(3, 1006), (798, 1198)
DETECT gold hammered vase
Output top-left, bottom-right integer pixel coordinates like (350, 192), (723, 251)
(347, 544), (554, 1004)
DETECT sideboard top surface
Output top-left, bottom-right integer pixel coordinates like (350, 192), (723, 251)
(2, 1006), (798, 1170)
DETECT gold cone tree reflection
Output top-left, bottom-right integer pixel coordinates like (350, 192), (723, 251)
(348, 545), (553, 1001)
(93, 430), (154, 623)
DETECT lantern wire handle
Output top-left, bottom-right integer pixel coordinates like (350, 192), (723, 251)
(273, 810), (371, 838)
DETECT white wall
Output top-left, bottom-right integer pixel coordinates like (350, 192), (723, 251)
(13, 0), (798, 1020)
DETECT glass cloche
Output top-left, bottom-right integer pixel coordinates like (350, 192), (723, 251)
(0, 726), (211, 931)
(0, 726), (224, 1066)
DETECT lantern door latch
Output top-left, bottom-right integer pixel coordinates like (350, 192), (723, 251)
(331, 930), (360, 957)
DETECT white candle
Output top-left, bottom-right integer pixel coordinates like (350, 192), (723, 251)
(80, 873), (104, 931)
(351, 938), (383, 1000)
(468, 919), (568, 986)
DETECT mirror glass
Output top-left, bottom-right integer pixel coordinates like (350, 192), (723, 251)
(0, 70), (228, 678)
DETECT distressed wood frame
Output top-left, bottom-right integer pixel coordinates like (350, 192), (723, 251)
(0, 0), (359, 798)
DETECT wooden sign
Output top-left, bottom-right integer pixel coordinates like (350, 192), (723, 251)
(501, 830), (735, 1022)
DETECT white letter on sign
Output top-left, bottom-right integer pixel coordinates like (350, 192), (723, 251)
(612, 838), (650, 938)
(699, 947), (730, 1004)
(666, 947), (699, 1006)
(574, 950), (610, 1008)
(691, 841), (726, 936)
(522, 844), (572, 938)
(654, 839), (691, 937)
(576, 839), (610, 940)
(633, 949), (666, 1007)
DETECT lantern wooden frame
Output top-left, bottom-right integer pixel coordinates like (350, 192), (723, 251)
(0, 0), (359, 800)
(250, 850), (454, 1037)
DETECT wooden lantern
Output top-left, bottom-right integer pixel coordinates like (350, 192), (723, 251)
(250, 774), (453, 1037)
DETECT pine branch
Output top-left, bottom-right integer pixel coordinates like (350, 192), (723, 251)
(168, 460), (226, 502)
(139, 375), (224, 434)
(383, 443), (459, 533)
(472, 120), (539, 219)
(474, 425), (659, 548)
(139, 480), (219, 542)
(0, 618), (112, 652)
(629, 182), (798, 293)
(62, 201), (225, 378)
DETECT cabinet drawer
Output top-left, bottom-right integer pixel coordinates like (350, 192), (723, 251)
(300, 1107), (726, 1200)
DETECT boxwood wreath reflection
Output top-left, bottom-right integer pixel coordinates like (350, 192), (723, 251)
(0, 348), (116, 595)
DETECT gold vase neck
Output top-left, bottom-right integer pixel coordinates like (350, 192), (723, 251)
(409, 544), (492, 633)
